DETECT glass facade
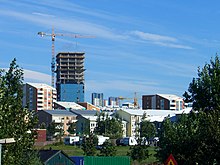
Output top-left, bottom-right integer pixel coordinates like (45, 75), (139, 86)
(59, 84), (84, 102)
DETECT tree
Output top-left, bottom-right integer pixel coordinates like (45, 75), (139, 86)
(140, 113), (156, 141)
(0, 59), (38, 164)
(67, 122), (76, 135)
(156, 113), (201, 164)
(127, 137), (150, 163)
(186, 55), (220, 112)
(94, 112), (123, 139)
(185, 54), (220, 163)
(47, 121), (56, 138)
(127, 113), (151, 163)
(157, 55), (220, 164)
(99, 139), (117, 156)
(81, 133), (98, 156)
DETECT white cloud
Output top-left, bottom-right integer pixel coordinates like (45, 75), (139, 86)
(0, 9), (125, 41)
(130, 30), (193, 49)
(131, 30), (177, 42)
(23, 69), (51, 85)
(32, 12), (55, 18)
(155, 41), (193, 50)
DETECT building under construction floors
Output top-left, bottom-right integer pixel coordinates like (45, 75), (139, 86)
(56, 52), (85, 102)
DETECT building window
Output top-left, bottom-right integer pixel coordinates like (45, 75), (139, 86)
(160, 99), (164, 109)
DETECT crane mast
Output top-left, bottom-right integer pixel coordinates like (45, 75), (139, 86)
(37, 28), (94, 87)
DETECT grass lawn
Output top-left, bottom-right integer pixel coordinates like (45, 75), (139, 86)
(37, 143), (159, 164)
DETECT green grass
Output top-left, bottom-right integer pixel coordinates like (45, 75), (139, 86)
(37, 144), (159, 163)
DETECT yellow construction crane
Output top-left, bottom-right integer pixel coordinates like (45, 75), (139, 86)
(118, 92), (139, 108)
(37, 27), (95, 87)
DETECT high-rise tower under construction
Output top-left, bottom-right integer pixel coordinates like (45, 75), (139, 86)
(56, 52), (85, 102)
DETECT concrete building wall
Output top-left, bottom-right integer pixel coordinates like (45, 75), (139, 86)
(142, 94), (184, 110)
(23, 83), (56, 111)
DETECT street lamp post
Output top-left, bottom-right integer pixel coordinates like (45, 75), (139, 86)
(0, 138), (16, 165)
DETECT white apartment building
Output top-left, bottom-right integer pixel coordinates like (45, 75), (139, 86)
(116, 109), (183, 137)
(23, 83), (57, 111)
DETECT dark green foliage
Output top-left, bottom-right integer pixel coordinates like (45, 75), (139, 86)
(99, 139), (117, 156)
(81, 133), (98, 156)
(140, 120), (156, 141)
(47, 121), (56, 137)
(157, 111), (220, 164)
(186, 55), (220, 112)
(127, 137), (150, 163)
(21, 150), (43, 165)
(0, 59), (38, 164)
(67, 122), (76, 134)
(94, 112), (123, 139)
(157, 55), (220, 164)
(156, 113), (200, 164)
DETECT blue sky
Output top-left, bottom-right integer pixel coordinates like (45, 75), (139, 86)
(1, 0), (220, 102)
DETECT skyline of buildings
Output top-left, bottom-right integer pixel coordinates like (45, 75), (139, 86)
(23, 81), (186, 111)
(22, 50), (186, 111)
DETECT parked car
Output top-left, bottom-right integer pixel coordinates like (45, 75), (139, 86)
(64, 136), (80, 145)
(118, 137), (137, 146)
(116, 138), (124, 146)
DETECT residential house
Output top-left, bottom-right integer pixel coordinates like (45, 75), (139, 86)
(70, 110), (99, 135)
(35, 110), (77, 135)
(38, 150), (74, 165)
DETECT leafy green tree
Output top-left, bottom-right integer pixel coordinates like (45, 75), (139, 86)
(94, 112), (123, 138)
(99, 139), (117, 156)
(0, 59), (38, 164)
(21, 150), (43, 165)
(47, 121), (56, 138)
(127, 137), (150, 163)
(81, 133), (98, 156)
(156, 113), (201, 164)
(186, 55), (220, 112)
(185, 54), (220, 163)
(67, 122), (76, 134)
(140, 113), (156, 141)
(157, 55), (220, 164)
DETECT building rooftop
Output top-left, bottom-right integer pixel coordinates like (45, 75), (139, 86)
(55, 101), (85, 110)
(38, 150), (60, 163)
(120, 108), (175, 116)
(70, 109), (99, 116)
(119, 108), (192, 122)
(41, 110), (77, 116)
(26, 82), (56, 90)
(157, 94), (182, 100)
(81, 116), (98, 121)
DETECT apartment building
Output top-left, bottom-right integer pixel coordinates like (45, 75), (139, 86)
(36, 110), (77, 135)
(108, 97), (119, 107)
(91, 93), (104, 107)
(116, 109), (177, 137)
(142, 94), (184, 111)
(56, 52), (85, 102)
(70, 110), (99, 134)
(23, 83), (57, 111)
